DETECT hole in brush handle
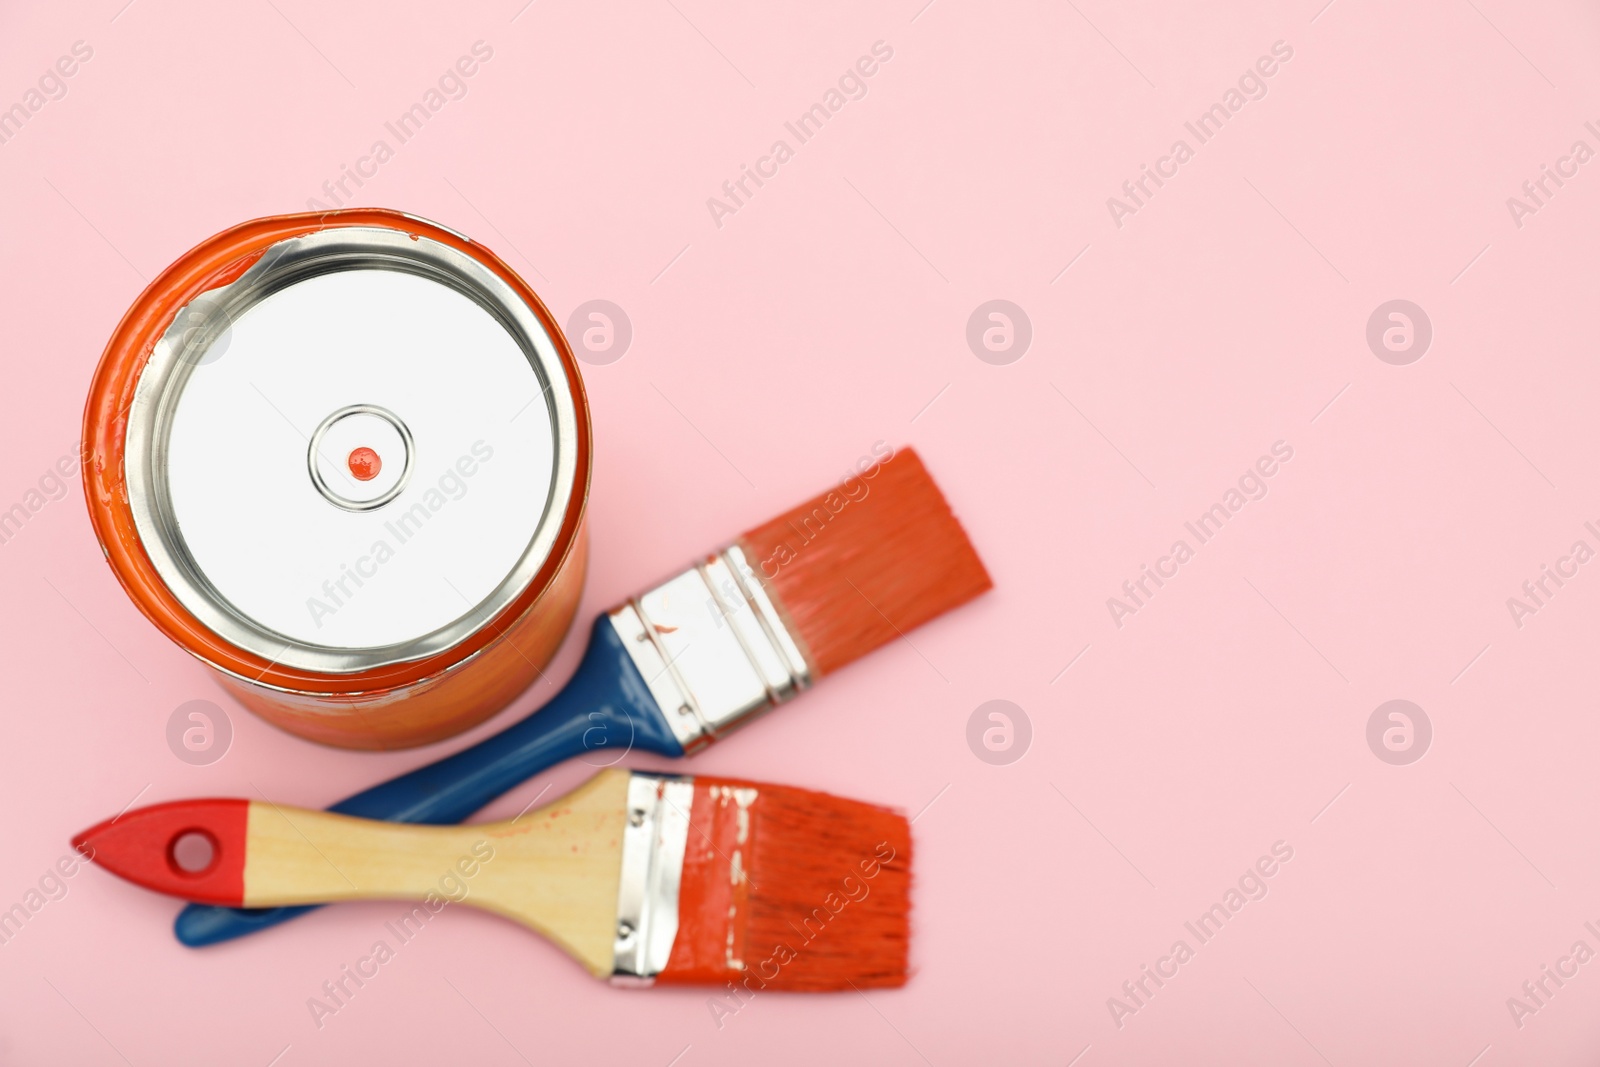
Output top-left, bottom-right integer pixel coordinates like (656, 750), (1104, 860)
(168, 830), (219, 876)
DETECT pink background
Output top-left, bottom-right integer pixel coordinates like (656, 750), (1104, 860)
(3, 0), (1600, 1063)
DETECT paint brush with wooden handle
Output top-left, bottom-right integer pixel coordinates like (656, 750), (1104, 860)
(76, 768), (911, 990)
(174, 445), (988, 946)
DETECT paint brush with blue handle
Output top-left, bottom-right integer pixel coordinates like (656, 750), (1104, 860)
(175, 446), (990, 946)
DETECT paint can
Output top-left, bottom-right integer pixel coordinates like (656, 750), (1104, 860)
(82, 209), (591, 750)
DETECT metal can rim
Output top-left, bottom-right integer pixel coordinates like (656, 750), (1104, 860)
(81, 208), (592, 695)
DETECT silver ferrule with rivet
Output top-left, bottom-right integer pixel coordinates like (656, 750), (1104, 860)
(605, 545), (812, 755)
(611, 772), (696, 984)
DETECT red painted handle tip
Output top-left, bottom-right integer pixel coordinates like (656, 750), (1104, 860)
(73, 799), (250, 907)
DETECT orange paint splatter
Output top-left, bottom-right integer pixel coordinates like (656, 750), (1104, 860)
(347, 447), (381, 481)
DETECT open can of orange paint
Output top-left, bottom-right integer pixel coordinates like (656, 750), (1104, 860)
(82, 210), (590, 750)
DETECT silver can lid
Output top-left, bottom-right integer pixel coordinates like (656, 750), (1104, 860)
(123, 223), (583, 675)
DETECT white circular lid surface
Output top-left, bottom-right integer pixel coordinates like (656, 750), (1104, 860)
(164, 268), (554, 650)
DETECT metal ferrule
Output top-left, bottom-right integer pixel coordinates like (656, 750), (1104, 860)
(611, 772), (696, 984)
(606, 545), (812, 755)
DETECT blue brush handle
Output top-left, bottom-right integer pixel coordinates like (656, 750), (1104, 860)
(173, 615), (683, 947)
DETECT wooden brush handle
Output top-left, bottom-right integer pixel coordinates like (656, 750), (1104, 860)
(76, 769), (633, 977)
(243, 805), (502, 906)
(246, 769), (632, 975)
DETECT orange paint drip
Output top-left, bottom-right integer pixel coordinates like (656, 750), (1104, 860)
(347, 446), (381, 481)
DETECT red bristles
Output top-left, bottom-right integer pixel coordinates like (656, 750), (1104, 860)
(658, 777), (912, 992)
(738, 447), (991, 677)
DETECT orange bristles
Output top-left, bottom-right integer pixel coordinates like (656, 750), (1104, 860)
(737, 447), (991, 677)
(659, 777), (912, 992)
